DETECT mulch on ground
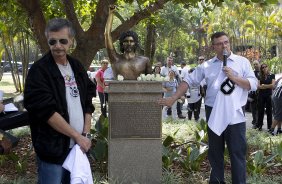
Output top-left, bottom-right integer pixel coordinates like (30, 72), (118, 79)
(0, 134), (281, 181)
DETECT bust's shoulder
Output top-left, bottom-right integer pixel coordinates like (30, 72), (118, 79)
(136, 55), (150, 62)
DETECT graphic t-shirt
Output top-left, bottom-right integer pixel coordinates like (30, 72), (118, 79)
(57, 63), (84, 148)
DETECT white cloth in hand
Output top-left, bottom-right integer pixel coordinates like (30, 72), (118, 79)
(63, 144), (93, 184)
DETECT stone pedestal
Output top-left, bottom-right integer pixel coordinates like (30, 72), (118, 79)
(107, 81), (162, 184)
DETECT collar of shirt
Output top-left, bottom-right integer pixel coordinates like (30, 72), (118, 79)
(212, 52), (236, 63)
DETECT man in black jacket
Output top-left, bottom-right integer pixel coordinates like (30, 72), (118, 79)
(24, 18), (96, 184)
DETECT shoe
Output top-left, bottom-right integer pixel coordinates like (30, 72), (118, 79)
(252, 125), (257, 129)
(178, 114), (186, 119)
(258, 127), (262, 131)
(277, 130), (282, 135)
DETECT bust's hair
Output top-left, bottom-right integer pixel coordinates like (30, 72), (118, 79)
(119, 31), (139, 53)
(45, 18), (75, 38)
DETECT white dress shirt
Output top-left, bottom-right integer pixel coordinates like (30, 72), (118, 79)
(183, 52), (258, 135)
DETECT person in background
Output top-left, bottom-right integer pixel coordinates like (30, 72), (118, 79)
(0, 102), (4, 113)
(161, 56), (185, 119)
(0, 90), (3, 113)
(95, 59), (109, 117)
(24, 18), (96, 184)
(180, 61), (189, 80)
(179, 61), (187, 75)
(197, 56), (207, 99)
(162, 70), (178, 120)
(158, 32), (257, 184)
(160, 56), (179, 77)
(269, 76), (282, 135)
(186, 68), (202, 122)
(256, 63), (275, 131)
(249, 60), (260, 128)
(152, 65), (161, 75)
(155, 61), (162, 67)
(103, 66), (114, 80)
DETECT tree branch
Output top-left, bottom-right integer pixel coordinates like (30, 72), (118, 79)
(111, 0), (168, 42)
(61, 0), (84, 37)
(16, 0), (49, 53)
(86, 0), (116, 39)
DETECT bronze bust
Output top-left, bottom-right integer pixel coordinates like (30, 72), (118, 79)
(104, 5), (152, 80)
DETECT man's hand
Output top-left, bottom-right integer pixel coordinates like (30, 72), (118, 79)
(109, 4), (116, 12)
(223, 66), (235, 80)
(157, 97), (176, 107)
(75, 135), (91, 153)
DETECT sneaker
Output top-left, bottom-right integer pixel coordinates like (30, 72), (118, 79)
(178, 114), (186, 119)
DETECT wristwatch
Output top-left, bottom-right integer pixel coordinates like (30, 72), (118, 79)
(82, 132), (92, 139)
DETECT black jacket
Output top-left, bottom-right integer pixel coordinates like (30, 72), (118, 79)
(24, 51), (95, 164)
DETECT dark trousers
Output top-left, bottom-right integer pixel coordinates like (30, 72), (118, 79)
(250, 99), (258, 125)
(257, 95), (272, 129)
(187, 98), (202, 121)
(206, 106), (247, 184)
(98, 92), (108, 117)
(167, 102), (183, 116)
(177, 101), (182, 115)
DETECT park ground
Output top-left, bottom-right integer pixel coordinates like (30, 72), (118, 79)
(0, 73), (281, 183)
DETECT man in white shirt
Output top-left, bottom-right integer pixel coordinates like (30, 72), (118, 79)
(158, 32), (257, 184)
(160, 56), (179, 77)
(160, 56), (185, 119)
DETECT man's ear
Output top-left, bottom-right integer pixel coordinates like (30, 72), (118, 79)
(69, 38), (76, 53)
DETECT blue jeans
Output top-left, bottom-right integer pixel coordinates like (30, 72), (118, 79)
(37, 156), (70, 184)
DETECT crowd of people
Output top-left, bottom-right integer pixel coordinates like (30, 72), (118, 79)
(247, 61), (282, 135)
(0, 11), (279, 184)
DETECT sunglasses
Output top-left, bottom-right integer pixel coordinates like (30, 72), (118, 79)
(261, 66), (268, 69)
(48, 39), (69, 46)
(199, 59), (204, 61)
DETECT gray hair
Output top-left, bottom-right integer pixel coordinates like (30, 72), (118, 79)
(45, 18), (75, 38)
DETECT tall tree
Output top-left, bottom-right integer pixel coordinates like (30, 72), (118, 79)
(15, 0), (271, 68)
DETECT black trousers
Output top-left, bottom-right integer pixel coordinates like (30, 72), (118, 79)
(205, 106), (246, 184)
(98, 92), (108, 117)
(187, 98), (202, 121)
(167, 102), (183, 116)
(257, 95), (272, 129)
(250, 99), (258, 125)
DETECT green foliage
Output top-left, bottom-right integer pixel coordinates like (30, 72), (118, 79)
(162, 169), (184, 184)
(89, 115), (108, 173)
(264, 57), (282, 74)
(0, 144), (33, 175)
(179, 144), (208, 172)
(194, 118), (208, 143)
(247, 149), (277, 175)
(162, 129), (181, 169)
(273, 141), (282, 165)
(0, 176), (36, 184)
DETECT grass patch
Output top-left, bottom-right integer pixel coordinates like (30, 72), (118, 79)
(247, 128), (282, 150)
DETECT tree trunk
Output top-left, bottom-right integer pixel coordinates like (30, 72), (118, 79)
(17, 0), (168, 69)
(144, 22), (156, 63)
